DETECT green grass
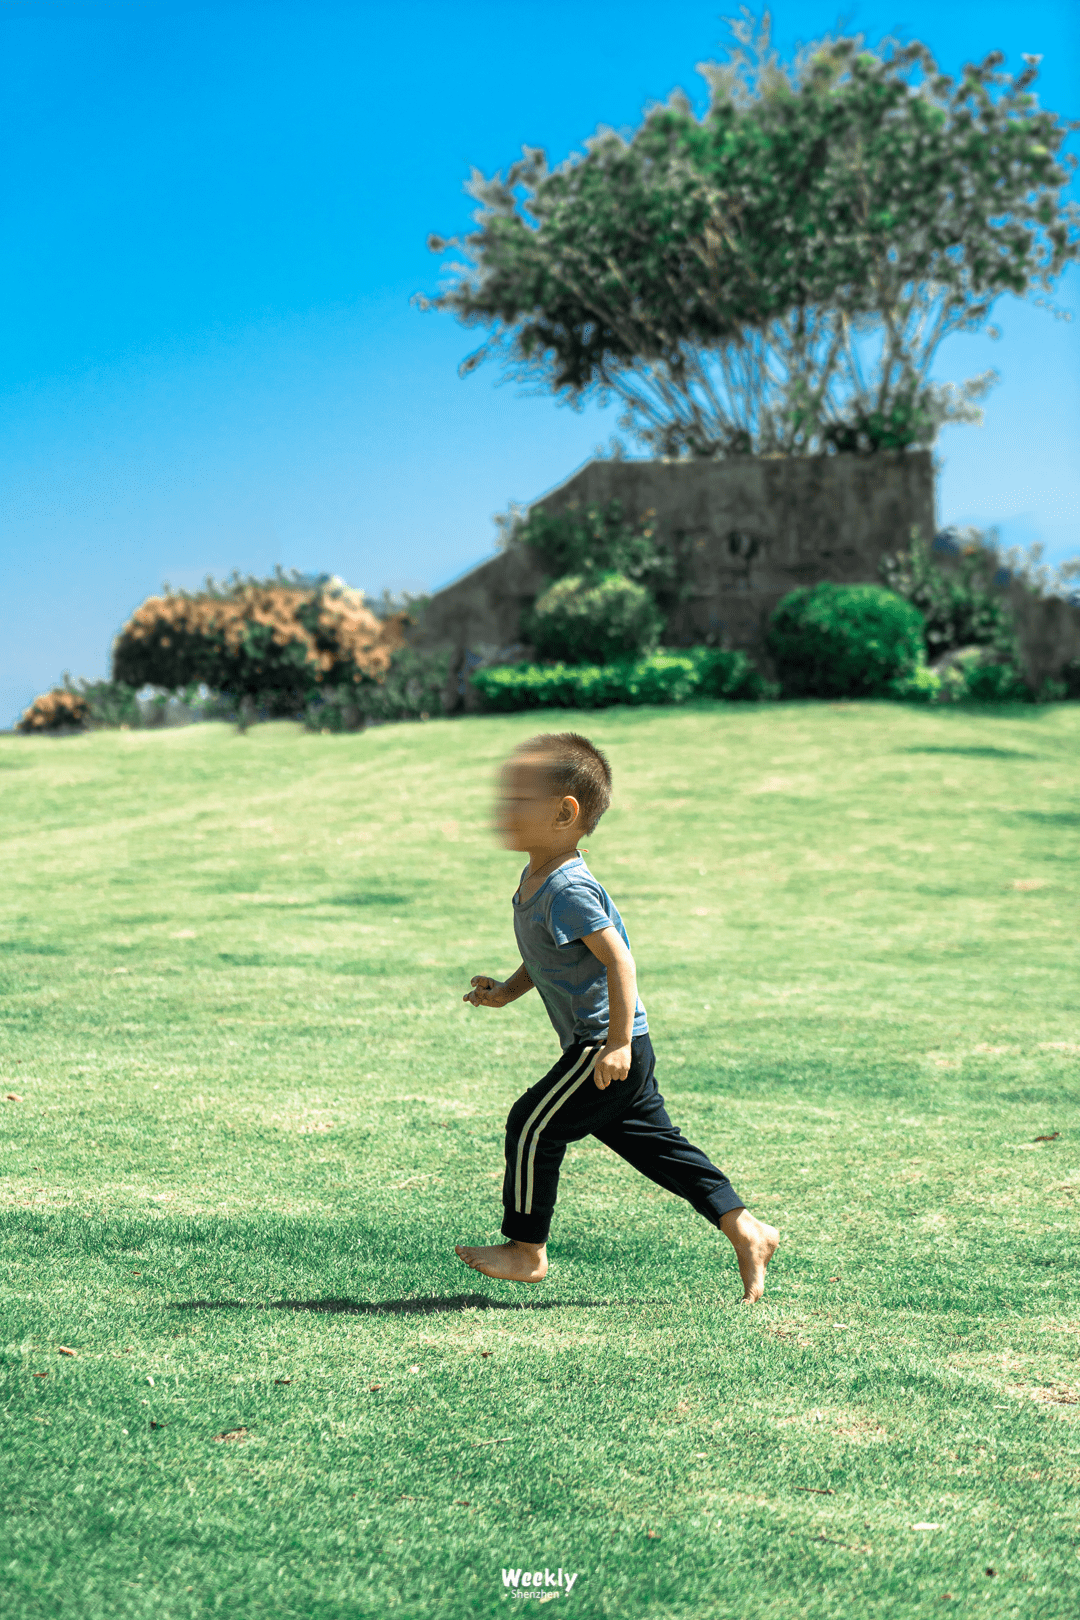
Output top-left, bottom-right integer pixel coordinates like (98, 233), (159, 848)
(0, 702), (1078, 1620)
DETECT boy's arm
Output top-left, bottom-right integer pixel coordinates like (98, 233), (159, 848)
(463, 962), (534, 1008)
(581, 926), (636, 1089)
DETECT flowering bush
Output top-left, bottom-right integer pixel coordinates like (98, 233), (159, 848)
(112, 574), (406, 707)
(17, 689), (92, 733)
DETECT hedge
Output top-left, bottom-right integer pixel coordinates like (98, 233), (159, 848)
(468, 648), (773, 712)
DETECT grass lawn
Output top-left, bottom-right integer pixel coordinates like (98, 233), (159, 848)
(0, 700), (1078, 1620)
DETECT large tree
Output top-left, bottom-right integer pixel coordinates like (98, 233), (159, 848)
(423, 21), (1078, 457)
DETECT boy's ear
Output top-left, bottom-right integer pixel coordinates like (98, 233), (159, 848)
(555, 794), (581, 828)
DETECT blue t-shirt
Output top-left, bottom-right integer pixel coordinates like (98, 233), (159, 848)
(512, 854), (649, 1050)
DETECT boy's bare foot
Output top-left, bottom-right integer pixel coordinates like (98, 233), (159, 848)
(719, 1208), (780, 1303)
(454, 1240), (548, 1283)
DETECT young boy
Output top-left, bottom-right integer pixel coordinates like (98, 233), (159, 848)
(455, 731), (778, 1302)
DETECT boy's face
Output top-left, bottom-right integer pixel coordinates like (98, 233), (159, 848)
(496, 756), (580, 851)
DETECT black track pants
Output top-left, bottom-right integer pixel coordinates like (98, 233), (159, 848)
(500, 1032), (744, 1245)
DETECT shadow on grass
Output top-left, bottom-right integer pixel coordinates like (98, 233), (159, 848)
(168, 1292), (629, 1315)
(1014, 810), (1080, 826)
(900, 745), (1038, 759)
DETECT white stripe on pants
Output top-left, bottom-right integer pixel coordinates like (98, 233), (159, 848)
(514, 1043), (601, 1215)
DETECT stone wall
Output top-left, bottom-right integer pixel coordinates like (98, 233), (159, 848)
(1006, 581), (1080, 689)
(413, 452), (935, 690)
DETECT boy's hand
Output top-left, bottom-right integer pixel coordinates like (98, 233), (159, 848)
(464, 975), (513, 1009)
(593, 1041), (632, 1089)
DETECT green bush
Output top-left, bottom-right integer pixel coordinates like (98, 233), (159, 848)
(358, 647), (451, 722)
(686, 648), (777, 701)
(508, 498), (676, 604)
(61, 676), (143, 728)
(306, 648), (452, 729)
(890, 649), (1034, 705)
(879, 530), (1017, 660)
(767, 583), (926, 698)
(469, 648), (772, 712)
(524, 572), (664, 665)
(888, 664), (942, 704)
(959, 659), (1031, 703)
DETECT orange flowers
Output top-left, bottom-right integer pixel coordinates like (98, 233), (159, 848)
(17, 690), (92, 733)
(113, 576), (406, 695)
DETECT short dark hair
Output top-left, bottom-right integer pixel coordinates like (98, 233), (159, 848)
(515, 731), (613, 835)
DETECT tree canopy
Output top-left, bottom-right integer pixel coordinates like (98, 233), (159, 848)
(424, 21), (1078, 457)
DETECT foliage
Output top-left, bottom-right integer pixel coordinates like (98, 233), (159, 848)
(888, 662), (943, 704)
(59, 675), (143, 728)
(688, 646), (776, 701)
(425, 20), (1078, 457)
(890, 649), (1033, 704)
(767, 582), (926, 698)
(469, 646), (772, 711)
(112, 572), (406, 705)
(16, 688), (91, 734)
(358, 647), (451, 722)
(17, 675), (244, 733)
(306, 648), (452, 729)
(504, 498), (676, 601)
(524, 572), (665, 665)
(879, 529), (1018, 660)
(959, 657), (1032, 703)
(881, 527), (1080, 702)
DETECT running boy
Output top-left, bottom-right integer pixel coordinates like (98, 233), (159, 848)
(455, 731), (778, 1302)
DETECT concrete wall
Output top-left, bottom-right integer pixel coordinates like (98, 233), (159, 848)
(1007, 583), (1080, 689)
(414, 537), (547, 669)
(414, 453), (936, 683)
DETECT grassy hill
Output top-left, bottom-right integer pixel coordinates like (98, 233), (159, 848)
(0, 702), (1077, 1620)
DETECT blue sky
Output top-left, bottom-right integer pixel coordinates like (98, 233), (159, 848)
(1, 0), (1077, 724)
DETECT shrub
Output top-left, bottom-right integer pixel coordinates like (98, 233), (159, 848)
(356, 647), (451, 722)
(889, 664), (943, 703)
(17, 689), (91, 733)
(891, 648), (1034, 704)
(959, 659), (1030, 703)
(505, 498), (676, 603)
(879, 529), (1017, 660)
(689, 647), (776, 701)
(767, 583), (925, 698)
(524, 572), (664, 665)
(306, 648), (452, 729)
(469, 648), (773, 712)
(61, 676), (142, 728)
(113, 573), (405, 707)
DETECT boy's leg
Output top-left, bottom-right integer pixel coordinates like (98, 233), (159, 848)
(456, 1040), (604, 1282)
(500, 1040), (603, 1243)
(592, 1036), (778, 1301)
